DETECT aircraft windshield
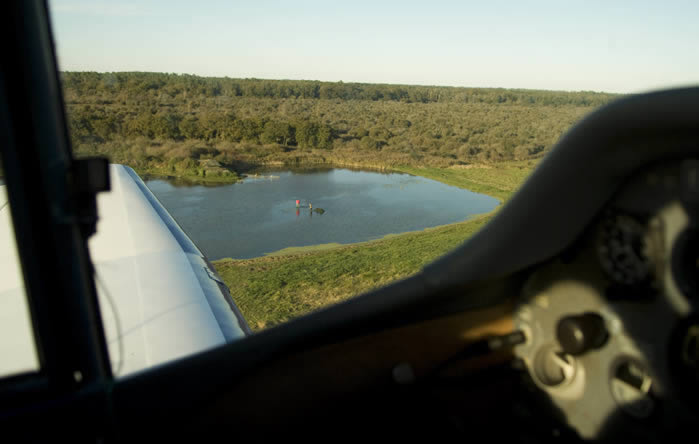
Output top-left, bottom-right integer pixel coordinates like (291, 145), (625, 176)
(34, 0), (699, 376)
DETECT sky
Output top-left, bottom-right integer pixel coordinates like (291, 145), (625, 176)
(47, 0), (699, 93)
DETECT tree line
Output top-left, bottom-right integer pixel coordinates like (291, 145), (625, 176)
(63, 71), (616, 106)
(62, 72), (620, 172)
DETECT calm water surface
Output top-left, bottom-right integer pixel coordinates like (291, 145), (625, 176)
(145, 169), (498, 260)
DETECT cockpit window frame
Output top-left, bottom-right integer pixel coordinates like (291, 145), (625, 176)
(0, 0), (112, 424)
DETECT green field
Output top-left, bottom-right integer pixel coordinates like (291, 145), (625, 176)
(213, 161), (534, 330)
(395, 161), (537, 202)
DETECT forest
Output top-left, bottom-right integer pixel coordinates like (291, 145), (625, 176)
(62, 72), (618, 180)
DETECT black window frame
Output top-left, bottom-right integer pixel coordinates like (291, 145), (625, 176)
(0, 0), (113, 436)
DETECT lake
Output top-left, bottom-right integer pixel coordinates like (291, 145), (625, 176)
(145, 168), (499, 260)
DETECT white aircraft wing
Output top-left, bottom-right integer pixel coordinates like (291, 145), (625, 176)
(0, 183), (40, 377)
(0, 164), (249, 379)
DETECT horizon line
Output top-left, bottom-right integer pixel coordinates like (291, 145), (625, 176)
(59, 70), (622, 95)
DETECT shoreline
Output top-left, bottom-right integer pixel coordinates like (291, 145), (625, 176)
(220, 211), (497, 262)
(212, 207), (498, 330)
(138, 160), (401, 186)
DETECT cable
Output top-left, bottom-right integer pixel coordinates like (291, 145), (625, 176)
(94, 271), (124, 377)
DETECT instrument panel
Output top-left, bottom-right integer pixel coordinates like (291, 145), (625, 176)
(514, 158), (699, 440)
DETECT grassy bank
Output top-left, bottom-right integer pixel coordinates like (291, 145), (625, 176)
(213, 162), (534, 330)
(135, 165), (241, 185)
(395, 160), (536, 202)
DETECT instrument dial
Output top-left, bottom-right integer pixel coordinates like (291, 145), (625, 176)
(597, 213), (652, 285)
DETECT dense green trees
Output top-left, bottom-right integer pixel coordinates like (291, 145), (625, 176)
(61, 71), (616, 106)
(295, 122), (333, 149)
(261, 121), (295, 145)
(61, 72), (618, 172)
